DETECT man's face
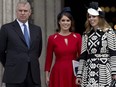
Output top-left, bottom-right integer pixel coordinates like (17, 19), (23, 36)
(16, 4), (31, 23)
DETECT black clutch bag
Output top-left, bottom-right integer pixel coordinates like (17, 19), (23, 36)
(110, 80), (116, 87)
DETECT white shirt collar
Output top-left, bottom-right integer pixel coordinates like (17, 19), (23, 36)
(16, 19), (30, 36)
(16, 19), (29, 27)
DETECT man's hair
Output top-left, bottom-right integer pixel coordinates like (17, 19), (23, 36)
(16, 1), (31, 11)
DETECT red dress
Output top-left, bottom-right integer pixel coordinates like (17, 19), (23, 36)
(45, 32), (82, 87)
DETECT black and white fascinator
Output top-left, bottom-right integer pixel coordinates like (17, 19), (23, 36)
(87, 2), (105, 17)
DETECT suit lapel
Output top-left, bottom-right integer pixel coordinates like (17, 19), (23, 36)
(29, 24), (34, 47)
(12, 20), (36, 49)
(12, 20), (27, 47)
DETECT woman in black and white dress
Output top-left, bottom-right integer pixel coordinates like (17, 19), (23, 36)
(76, 2), (116, 87)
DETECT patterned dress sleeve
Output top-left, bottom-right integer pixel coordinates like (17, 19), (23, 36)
(107, 29), (116, 75)
(44, 35), (54, 72)
(77, 34), (88, 78)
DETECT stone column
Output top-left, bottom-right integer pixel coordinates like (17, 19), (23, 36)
(0, 0), (3, 86)
(33, 1), (46, 87)
(33, 0), (62, 87)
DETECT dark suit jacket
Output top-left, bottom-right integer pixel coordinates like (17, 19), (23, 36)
(0, 20), (42, 84)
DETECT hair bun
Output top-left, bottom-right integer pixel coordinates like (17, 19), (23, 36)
(61, 7), (71, 13)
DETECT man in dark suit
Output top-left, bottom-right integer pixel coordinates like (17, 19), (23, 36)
(0, 1), (42, 87)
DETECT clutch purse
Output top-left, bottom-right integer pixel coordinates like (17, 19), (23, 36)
(110, 80), (116, 87)
(72, 60), (79, 76)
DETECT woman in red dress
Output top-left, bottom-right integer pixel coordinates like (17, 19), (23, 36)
(44, 7), (82, 87)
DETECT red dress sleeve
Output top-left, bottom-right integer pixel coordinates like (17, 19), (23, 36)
(44, 35), (54, 72)
(76, 33), (82, 58)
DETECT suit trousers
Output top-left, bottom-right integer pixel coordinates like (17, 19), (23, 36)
(6, 63), (41, 87)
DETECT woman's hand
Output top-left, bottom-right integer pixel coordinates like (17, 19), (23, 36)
(45, 71), (49, 86)
(112, 75), (116, 80)
(75, 77), (82, 85)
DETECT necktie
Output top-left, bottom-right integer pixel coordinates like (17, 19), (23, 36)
(23, 24), (30, 48)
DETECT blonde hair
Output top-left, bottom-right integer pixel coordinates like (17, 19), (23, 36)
(85, 13), (111, 33)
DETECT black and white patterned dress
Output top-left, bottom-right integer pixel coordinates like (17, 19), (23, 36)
(77, 28), (116, 87)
